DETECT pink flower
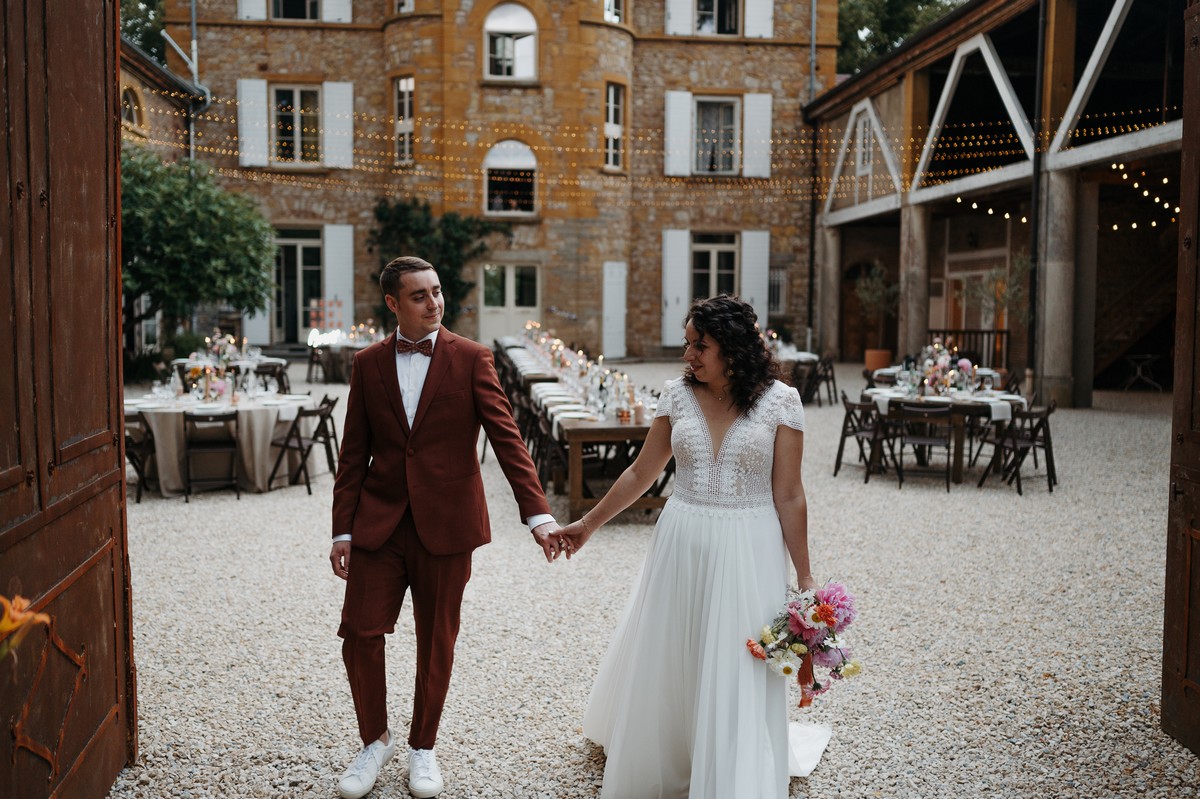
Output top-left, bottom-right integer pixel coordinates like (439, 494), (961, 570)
(957, 358), (972, 372)
(815, 582), (857, 632)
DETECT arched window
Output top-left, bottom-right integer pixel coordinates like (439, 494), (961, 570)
(121, 86), (145, 132)
(484, 3), (537, 80)
(484, 140), (536, 215)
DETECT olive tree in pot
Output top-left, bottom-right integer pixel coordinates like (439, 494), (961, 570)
(855, 261), (899, 372)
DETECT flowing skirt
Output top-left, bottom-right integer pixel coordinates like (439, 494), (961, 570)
(583, 497), (826, 799)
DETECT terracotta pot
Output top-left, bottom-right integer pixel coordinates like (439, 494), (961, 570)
(864, 348), (893, 372)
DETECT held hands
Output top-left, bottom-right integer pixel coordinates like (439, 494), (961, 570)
(558, 517), (595, 557)
(531, 521), (572, 563)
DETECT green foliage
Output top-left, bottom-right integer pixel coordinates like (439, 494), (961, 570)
(956, 253), (1032, 327)
(368, 197), (511, 329)
(120, 0), (165, 63)
(123, 349), (167, 382)
(121, 146), (274, 346)
(855, 261), (899, 321)
(838, 0), (968, 74)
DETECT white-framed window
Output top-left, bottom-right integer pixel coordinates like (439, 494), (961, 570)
(691, 232), (739, 299)
(696, 0), (738, 34)
(395, 0), (414, 12)
(484, 139), (537, 215)
(274, 228), (324, 343)
(694, 97), (739, 174)
(604, 0), (624, 24)
(120, 86), (145, 133)
(394, 77), (415, 165)
(272, 0), (319, 20)
(485, 3), (537, 80)
(604, 82), (625, 170)
(272, 85), (322, 163)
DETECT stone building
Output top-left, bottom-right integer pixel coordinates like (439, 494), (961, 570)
(160, 0), (838, 355)
(805, 0), (1183, 406)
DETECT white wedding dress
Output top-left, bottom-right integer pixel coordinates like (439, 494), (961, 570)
(583, 378), (831, 799)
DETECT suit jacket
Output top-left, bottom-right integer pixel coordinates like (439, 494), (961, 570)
(332, 328), (550, 555)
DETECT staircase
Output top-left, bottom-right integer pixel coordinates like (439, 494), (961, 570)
(1093, 259), (1178, 375)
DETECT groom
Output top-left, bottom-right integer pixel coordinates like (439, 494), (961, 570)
(329, 256), (564, 799)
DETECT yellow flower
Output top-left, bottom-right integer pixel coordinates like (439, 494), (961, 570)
(840, 659), (863, 678)
(0, 595), (51, 662)
(790, 642), (808, 656)
(760, 627), (776, 645)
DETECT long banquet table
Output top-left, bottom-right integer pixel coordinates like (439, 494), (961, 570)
(124, 393), (326, 497)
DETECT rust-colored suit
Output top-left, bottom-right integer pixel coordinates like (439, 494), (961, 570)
(333, 328), (549, 748)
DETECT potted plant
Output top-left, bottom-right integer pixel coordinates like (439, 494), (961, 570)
(855, 261), (899, 372)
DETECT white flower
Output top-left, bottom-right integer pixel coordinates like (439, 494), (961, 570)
(768, 651), (803, 677)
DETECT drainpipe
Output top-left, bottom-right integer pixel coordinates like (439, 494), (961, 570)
(806, 0), (818, 349)
(1026, 0), (1047, 394)
(161, 0), (212, 160)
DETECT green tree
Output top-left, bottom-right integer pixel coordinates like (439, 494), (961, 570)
(368, 197), (511, 329)
(121, 146), (274, 350)
(855, 261), (899, 348)
(120, 0), (165, 63)
(838, 0), (968, 74)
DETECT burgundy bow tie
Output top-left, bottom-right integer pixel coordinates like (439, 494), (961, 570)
(396, 338), (433, 357)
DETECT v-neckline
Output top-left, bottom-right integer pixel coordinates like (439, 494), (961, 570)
(685, 383), (742, 463)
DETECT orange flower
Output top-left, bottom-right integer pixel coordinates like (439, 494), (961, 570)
(0, 594), (51, 662)
(813, 603), (837, 628)
(746, 639), (767, 660)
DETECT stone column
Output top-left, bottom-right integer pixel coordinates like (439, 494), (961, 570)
(817, 224), (841, 357)
(898, 203), (930, 358)
(1072, 180), (1098, 408)
(1038, 169), (1077, 406)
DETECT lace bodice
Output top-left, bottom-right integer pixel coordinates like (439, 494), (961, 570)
(655, 378), (806, 509)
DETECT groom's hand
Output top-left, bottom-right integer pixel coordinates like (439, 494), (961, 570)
(330, 541), (351, 580)
(532, 521), (567, 563)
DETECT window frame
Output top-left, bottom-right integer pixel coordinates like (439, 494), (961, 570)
(120, 85), (146, 135)
(271, 0), (321, 21)
(692, 95), (741, 176)
(690, 232), (740, 300)
(394, 0), (414, 12)
(604, 82), (625, 171)
(695, 0), (739, 36)
(394, 76), (415, 166)
(604, 0), (624, 24)
(483, 139), (538, 217)
(483, 3), (538, 82)
(270, 83), (323, 166)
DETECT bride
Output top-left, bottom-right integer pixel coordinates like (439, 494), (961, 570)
(559, 295), (831, 799)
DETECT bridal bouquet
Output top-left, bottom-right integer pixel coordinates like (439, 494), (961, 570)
(746, 582), (861, 707)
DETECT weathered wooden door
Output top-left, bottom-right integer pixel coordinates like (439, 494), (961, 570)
(1162, 0), (1200, 758)
(1, 1), (137, 796)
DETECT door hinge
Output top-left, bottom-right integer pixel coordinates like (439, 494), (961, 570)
(25, 469), (35, 486)
(46, 459), (56, 476)
(1171, 482), (1185, 500)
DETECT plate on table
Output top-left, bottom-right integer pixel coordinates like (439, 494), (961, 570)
(260, 398), (290, 406)
(124, 397), (151, 405)
(136, 403), (173, 410)
(282, 394), (313, 401)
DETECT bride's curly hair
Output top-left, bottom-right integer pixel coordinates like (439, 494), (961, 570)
(682, 295), (781, 412)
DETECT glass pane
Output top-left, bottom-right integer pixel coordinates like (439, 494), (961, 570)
(487, 169), (535, 213)
(274, 89), (296, 161)
(483, 265), (506, 307)
(692, 251), (711, 300)
(513, 32), (536, 78)
(276, 227), (322, 239)
(489, 34), (514, 76)
(302, 267), (323, 317)
(696, 0), (714, 32)
(716, 251), (737, 295)
(693, 232), (736, 244)
(301, 244), (322, 267)
(514, 267), (537, 307)
(301, 89), (321, 162)
(717, 0), (738, 34)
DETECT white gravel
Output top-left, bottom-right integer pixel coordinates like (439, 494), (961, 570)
(108, 362), (1199, 798)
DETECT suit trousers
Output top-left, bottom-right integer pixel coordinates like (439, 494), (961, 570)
(338, 510), (472, 749)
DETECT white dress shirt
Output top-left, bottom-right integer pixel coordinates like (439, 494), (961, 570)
(331, 327), (553, 542)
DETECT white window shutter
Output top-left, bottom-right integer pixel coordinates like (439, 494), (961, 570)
(236, 78), (269, 167)
(740, 230), (771, 327)
(322, 81), (355, 169)
(322, 0), (352, 23)
(323, 224), (356, 329)
(661, 230), (690, 346)
(236, 0), (266, 21)
(665, 0), (691, 35)
(664, 90), (693, 177)
(242, 308), (271, 346)
(744, 0), (774, 38)
(602, 261), (628, 359)
(742, 93), (773, 178)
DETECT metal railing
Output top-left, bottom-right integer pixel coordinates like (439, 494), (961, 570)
(926, 329), (1010, 370)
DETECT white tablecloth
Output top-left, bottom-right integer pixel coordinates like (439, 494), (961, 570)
(863, 388), (1027, 421)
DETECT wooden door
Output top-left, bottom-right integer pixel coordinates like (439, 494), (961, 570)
(1162, 0), (1200, 757)
(0, 1), (137, 796)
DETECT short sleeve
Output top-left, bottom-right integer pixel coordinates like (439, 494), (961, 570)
(654, 378), (678, 420)
(772, 382), (806, 431)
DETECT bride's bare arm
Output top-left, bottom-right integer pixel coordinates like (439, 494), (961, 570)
(773, 425), (816, 592)
(558, 416), (674, 553)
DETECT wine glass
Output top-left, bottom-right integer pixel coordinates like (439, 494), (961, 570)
(982, 375), (994, 392)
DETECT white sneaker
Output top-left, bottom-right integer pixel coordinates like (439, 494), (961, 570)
(408, 748), (444, 798)
(337, 735), (397, 799)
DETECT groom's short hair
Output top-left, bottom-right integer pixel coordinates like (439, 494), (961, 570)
(380, 256), (435, 297)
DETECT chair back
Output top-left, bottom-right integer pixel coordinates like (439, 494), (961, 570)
(184, 410), (238, 444)
(792, 362), (820, 404)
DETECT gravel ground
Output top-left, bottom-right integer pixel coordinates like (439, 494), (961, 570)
(108, 362), (1199, 799)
